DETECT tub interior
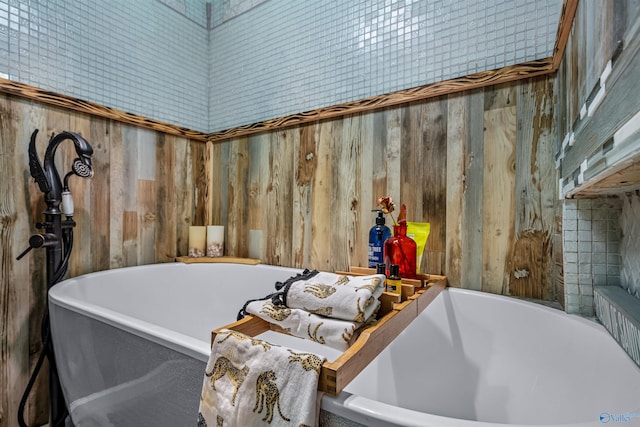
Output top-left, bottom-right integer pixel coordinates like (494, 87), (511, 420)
(337, 289), (640, 425)
(51, 263), (301, 356)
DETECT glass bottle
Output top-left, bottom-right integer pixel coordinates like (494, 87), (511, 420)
(383, 224), (417, 278)
(386, 264), (402, 295)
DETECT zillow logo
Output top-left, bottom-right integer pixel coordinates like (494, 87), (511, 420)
(599, 412), (640, 424)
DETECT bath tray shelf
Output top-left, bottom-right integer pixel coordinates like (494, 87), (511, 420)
(211, 269), (447, 396)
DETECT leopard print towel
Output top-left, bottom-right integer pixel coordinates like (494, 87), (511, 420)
(198, 329), (326, 427)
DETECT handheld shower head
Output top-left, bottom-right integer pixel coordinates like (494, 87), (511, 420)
(71, 157), (93, 178)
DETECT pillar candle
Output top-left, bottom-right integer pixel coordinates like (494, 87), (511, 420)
(188, 226), (206, 257)
(206, 225), (224, 257)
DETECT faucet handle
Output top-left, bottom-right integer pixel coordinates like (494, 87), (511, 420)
(16, 233), (59, 260)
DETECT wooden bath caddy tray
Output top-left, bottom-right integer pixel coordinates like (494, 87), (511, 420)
(211, 267), (447, 396)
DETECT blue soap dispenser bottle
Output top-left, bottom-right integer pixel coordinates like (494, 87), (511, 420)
(368, 210), (392, 268)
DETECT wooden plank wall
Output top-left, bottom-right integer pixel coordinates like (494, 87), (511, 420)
(0, 93), (198, 426)
(197, 75), (559, 300)
(0, 72), (559, 427)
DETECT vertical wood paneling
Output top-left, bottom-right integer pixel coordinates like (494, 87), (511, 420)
(445, 94), (466, 288)
(90, 118), (111, 272)
(333, 115), (361, 271)
(227, 137), (250, 257)
(138, 179), (157, 265)
(401, 103), (424, 217)
(512, 76), (557, 299)
(109, 121), (124, 268)
(0, 95), (25, 427)
(311, 121), (334, 270)
(421, 98), (447, 275)
(266, 131), (294, 266)
(155, 134), (176, 263)
(248, 134), (270, 261)
(191, 141), (208, 227)
(203, 140), (215, 226)
(293, 124), (316, 268)
(208, 140), (224, 227)
(16, 99), (49, 426)
(283, 128), (308, 267)
(482, 86), (517, 295)
(461, 91), (485, 291)
(357, 113), (374, 267)
(174, 138), (192, 257)
(122, 126), (139, 212)
(371, 110), (388, 201)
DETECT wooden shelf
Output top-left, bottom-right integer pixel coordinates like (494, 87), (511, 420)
(211, 268), (447, 396)
(175, 256), (261, 265)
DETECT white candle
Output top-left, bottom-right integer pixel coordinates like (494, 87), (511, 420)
(188, 226), (206, 257)
(206, 225), (224, 257)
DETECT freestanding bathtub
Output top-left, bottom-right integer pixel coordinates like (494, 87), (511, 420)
(49, 262), (640, 427)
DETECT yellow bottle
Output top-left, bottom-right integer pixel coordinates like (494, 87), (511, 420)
(386, 264), (402, 295)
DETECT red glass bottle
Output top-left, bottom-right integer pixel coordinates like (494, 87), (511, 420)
(383, 224), (417, 278)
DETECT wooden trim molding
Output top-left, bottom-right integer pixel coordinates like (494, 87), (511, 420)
(552, 0), (580, 70)
(0, 78), (209, 141)
(0, 0), (577, 143)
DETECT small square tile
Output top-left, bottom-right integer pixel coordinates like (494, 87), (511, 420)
(577, 208), (592, 221)
(565, 252), (578, 263)
(565, 262), (578, 274)
(578, 274), (593, 285)
(565, 241), (578, 253)
(578, 199), (593, 209)
(566, 304), (580, 314)
(578, 252), (591, 263)
(564, 273), (579, 284)
(566, 283), (579, 295)
(578, 231), (592, 242)
(607, 275), (621, 286)
(564, 200), (578, 210)
(592, 242), (606, 253)
(579, 305), (594, 317)
(578, 220), (591, 231)
(563, 229), (578, 242)
(592, 252), (607, 263)
(592, 264), (607, 275)
(580, 294), (594, 306)
(608, 254), (621, 265)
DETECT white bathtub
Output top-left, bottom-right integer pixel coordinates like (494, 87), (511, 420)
(49, 263), (640, 427)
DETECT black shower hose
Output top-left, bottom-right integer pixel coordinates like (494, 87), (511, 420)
(17, 229), (73, 427)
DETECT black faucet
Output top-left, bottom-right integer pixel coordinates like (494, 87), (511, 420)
(17, 129), (94, 427)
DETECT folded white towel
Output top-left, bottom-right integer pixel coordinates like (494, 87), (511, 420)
(245, 299), (368, 352)
(279, 270), (385, 323)
(198, 329), (326, 427)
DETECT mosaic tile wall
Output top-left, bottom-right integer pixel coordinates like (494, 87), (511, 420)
(0, 0), (562, 133)
(621, 193), (640, 298)
(209, 0), (562, 131)
(562, 198), (623, 316)
(0, 0), (209, 131)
